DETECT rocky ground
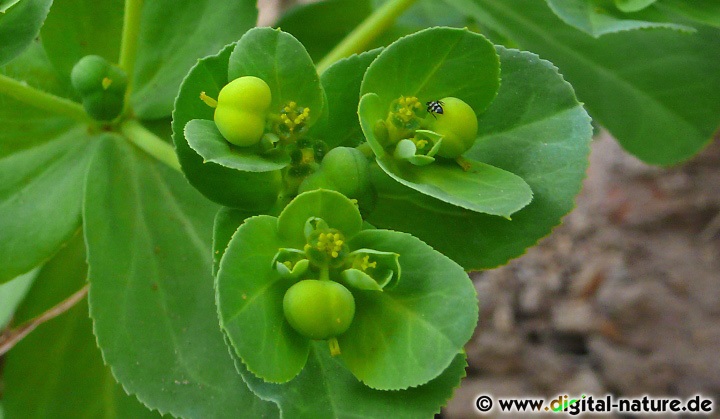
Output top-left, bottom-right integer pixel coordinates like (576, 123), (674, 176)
(445, 134), (720, 418)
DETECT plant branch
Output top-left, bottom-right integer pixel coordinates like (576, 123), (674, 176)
(0, 74), (91, 123)
(0, 285), (89, 356)
(119, 0), (144, 112)
(316, 0), (418, 74)
(120, 119), (181, 171)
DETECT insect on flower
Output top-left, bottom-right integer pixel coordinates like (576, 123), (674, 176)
(426, 100), (444, 119)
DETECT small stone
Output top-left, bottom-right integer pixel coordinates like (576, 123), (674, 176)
(552, 301), (597, 334)
(466, 330), (523, 375)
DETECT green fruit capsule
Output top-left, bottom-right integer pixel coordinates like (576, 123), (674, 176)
(70, 55), (127, 121)
(298, 170), (334, 194)
(429, 97), (478, 159)
(214, 76), (272, 147)
(283, 279), (355, 340)
(319, 147), (370, 198)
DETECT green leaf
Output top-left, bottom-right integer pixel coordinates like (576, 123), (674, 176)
(342, 269), (383, 291)
(275, 0), (469, 62)
(546, 0), (693, 37)
(1, 41), (80, 160)
(0, 0), (21, 13)
(238, 343), (468, 418)
(360, 27), (500, 117)
(659, 0), (720, 28)
(342, 248), (400, 290)
(2, 235), (157, 418)
(367, 47), (591, 270)
(370, 0), (475, 51)
(339, 229), (477, 390)
(377, 153), (533, 217)
(212, 206), (254, 276)
(0, 0), (52, 65)
(277, 189), (363, 248)
(228, 27), (324, 126)
(615, 0), (656, 13)
(84, 137), (279, 418)
(217, 215), (311, 383)
(273, 249), (310, 279)
(131, 0), (257, 119)
(0, 268), (37, 329)
(172, 44), (283, 210)
(275, 0), (374, 62)
(184, 119), (290, 172)
(0, 128), (100, 283)
(311, 48), (382, 148)
(0, 39), (72, 104)
(452, 0), (720, 165)
(40, 0), (123, 78)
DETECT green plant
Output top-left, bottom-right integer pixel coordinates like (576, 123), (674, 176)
(0, 0), (717, 418)
(70, 54), (128, 121)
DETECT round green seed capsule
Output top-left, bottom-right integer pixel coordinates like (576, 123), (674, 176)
(319, 147), (370, 198)
(70, 55), (127, 121)
(283, 279), (355, 340)
(429, 97), (478, 159)
(214, 76), (272, 147)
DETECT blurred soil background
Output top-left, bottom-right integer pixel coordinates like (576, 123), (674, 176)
(260, 2), (720, 417)
(446, 134), (720, 418)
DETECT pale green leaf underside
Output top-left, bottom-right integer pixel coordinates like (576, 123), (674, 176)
(184, 119), (290, 172)
(453, 0), (720, 165)
(615, 0), (657, 13)
(239, 342), (468, 418)
(228, 27), (324, 124)
(0, 0), (21, 13)
(0, 268), (38, 329)
(84, 137), (278, 418)
(546, 0), (693, 37)
(132, 0), (258, 119)
(3, 235), (158, 419)
(367, 47), (591, 270)
(0, 0), (51, 65)
(0, 128), (98, 283)
(377, 154), (533, 217)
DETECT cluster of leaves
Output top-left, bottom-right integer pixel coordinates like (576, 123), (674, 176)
(282, 0), (720, 166)
(0, 0), (715, 418)
(169, 20), (591, 415)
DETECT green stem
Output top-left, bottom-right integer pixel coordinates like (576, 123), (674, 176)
(0, 74), (91, 123)
(319, 265), (331, 282)
(120, 119), (181, 171)
(316, 0), (418, 74)
(119, 0), (144, 112)
(328, 337), (341, 356)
